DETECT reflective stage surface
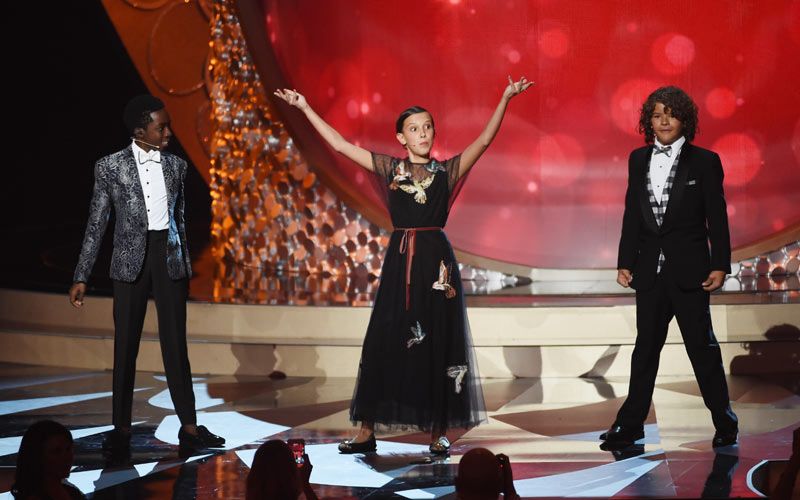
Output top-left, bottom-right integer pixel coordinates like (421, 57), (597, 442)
(0, 363), (796, 498)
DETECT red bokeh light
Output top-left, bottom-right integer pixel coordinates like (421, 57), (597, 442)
(532, 133), (585, 187)
(714, 133), (763, 187)
(610, 78), (663, 136)
(538, 27), (570, 59)
(500, 43), (522, 64)
(651, 33), (695, 75)
(725, 191), (760, 231)
(705, 87), (737, 119)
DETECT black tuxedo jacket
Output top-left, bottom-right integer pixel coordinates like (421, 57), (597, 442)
(617, 142), (731, 291)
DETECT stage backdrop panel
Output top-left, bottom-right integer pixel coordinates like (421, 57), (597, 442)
(258, 0), (800, 268)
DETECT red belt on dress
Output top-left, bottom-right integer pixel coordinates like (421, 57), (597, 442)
(396, 227), (443, 311)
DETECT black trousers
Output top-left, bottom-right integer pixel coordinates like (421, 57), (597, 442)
(616, 266), (738, 433)
(112, 230), (196, 428)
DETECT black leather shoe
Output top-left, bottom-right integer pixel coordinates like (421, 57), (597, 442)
(600, 425), (644, 444)
(102, 429), (132, 464)
(102, 428), (131, 451)
(600, 442), (645, 458)
(712, 431), (738, 448)
(178, 425), (226, 449)
(338, 433), (377, 454)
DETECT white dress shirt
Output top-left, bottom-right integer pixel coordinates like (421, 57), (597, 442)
(131, 141), (169, 231)
(649, 135), (685, 203)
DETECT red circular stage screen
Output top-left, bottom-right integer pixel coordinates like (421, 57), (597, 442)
(258, 0), (800, 268)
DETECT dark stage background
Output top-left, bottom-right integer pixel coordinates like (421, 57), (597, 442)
(2, 1), (211, 296)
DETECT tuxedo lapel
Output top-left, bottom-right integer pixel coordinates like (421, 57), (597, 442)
(662, 143), (692, 229)
(636, 147), (660, 233)
(162, 154), (178, 209)
(121, 146), (148, 226)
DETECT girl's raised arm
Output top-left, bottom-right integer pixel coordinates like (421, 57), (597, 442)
(458, 76), (533, 179)
(274, 89), (373, 171)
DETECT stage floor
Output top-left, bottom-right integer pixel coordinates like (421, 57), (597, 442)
(0, 363), (796, 499)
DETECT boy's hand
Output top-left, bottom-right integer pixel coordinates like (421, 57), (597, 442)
(69, 283), (87, 307)
(702, 270), (726, 292)
(617, 269), (633, 288)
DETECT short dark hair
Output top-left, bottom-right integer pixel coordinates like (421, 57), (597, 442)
(638, 86), (698, 143)
(395, 105), (433, 133)
(123, 94), (165, 134)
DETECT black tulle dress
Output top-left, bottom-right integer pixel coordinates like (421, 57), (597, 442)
(349, 153), (486, 432)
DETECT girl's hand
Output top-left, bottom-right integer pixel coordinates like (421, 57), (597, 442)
(503, 76), (534, 100)
(274, 88), (308, 110)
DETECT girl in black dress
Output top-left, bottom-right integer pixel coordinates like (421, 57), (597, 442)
(275, 76), (532, 454)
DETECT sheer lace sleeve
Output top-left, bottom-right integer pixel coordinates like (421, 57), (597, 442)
(444, 154), (466, 208)
(372, 152), (396, 182)
(368, 152), (398, 211)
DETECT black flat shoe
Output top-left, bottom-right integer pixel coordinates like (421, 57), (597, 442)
(600, 425), (644, 444)
(712, 431), (737, 448)
(429, 436), (450, 455)
(179, 425), (226, 449)
(338, 433), (377, 454)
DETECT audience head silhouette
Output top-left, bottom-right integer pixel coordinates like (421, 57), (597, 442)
(456, 447), (503, 499)
(246, 439), (304, 500)
(12, 420), (83, 499)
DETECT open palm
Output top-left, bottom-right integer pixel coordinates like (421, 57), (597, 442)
(274, 88), (308, 109)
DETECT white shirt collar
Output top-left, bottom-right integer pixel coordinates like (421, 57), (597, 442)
(654, 135), (686, 153)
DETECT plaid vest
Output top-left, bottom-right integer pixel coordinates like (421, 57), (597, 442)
(646, 149), (682, 273)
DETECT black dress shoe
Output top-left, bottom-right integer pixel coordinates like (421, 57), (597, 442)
(600, 425), (644, 444)
(338, 433), (377, 454)
(178, 425), (226, 449)
(102, 429), (132, 464)
(102, 428), (131, 451)
(600, 442), (645, 458)
(712, 431), (738, 448)
(599, 423), (620, 440)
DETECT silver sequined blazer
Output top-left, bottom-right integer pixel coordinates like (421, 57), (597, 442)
(73, 146), (192, 283)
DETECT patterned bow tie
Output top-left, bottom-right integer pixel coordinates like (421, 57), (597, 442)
(138, 150), (161, 164)
(654, 145), (672, 157)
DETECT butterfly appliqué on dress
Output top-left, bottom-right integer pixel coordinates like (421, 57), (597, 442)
(407, 321), (426, 348)
(432, 261), (456, 299)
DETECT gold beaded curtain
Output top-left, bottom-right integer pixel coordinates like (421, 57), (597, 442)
(209, 3), (390, 283)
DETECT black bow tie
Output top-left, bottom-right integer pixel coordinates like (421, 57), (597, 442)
(654, 145), (672, 157)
